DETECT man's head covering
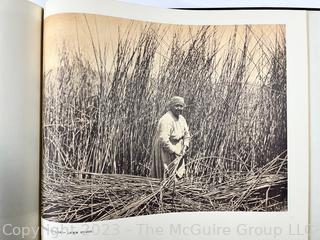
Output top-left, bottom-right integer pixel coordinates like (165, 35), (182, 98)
(168, 96), (186, 108)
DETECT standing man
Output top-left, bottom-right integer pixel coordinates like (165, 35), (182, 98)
(151, 96), (190, 180)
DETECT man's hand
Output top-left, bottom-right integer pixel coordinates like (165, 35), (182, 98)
(181, 145), (188, 156)
(164, 163), (169, 171)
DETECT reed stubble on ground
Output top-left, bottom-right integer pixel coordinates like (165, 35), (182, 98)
(42, 15), (287, 222)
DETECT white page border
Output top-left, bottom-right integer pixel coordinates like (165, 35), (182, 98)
(308, 11), (320, 240)
(32, 0), (320, 8)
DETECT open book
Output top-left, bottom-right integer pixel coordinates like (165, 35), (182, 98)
(1, 0), (318, 239)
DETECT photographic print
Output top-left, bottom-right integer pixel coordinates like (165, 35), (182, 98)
(42, 13), (287, 223)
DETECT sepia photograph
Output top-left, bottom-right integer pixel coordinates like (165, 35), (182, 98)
(42, 13), (287, 223)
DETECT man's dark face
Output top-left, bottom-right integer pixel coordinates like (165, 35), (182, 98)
(170, 104), (184, 118)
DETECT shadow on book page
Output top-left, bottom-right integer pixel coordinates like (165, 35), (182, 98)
(42, 13), (287, 223)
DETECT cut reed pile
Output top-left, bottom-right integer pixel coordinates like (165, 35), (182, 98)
(42, 155), (287, 223)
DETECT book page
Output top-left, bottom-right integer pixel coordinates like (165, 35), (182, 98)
(0, 0), (42, 240)
(42, 1), (309, 240)
(307, 11), (320, 240)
